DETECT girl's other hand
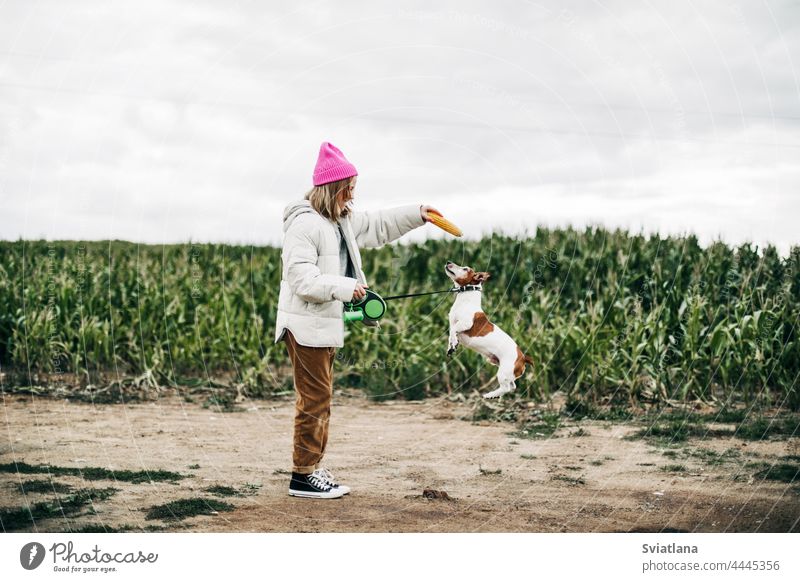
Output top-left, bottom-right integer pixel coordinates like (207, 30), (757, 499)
(421, 205), (443, 222)
(352, 282), (369, 301)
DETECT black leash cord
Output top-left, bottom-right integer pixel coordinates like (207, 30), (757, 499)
(381, 288), (457, 301)
(381, 285), (482, 301)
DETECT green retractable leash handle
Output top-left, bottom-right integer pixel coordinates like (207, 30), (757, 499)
(343, 289), (387, 324)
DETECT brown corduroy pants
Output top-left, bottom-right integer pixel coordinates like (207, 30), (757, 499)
(282, 329), (336, 474)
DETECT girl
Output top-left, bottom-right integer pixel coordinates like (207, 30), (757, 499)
(274, 141), (440, 498)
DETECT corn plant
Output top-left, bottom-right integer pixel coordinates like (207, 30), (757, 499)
(0, 230), (797, 409)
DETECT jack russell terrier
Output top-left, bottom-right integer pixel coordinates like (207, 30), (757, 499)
(445, 261), (533, 399)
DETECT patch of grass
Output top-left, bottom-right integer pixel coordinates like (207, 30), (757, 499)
(659, 447), (741, 467)
(589, 459), (604, 466)
(626, 417), (733, 444)
(478, 466), (502, 476)
(129, 523), (170, 532)
(241, 483), (262, 494)
(642, 410), (697, 423)
(552, 474), (586, 486)
(735, 418), (772, 440)
(144, 524), (172, 531)
(661, 464), (688, 472)
(0, 461), (185, 483)
(188, 464), (200, 470)
(0, 487), (119, 532)
(752, 463), (800, 483)
(203, 393), (245, 412)
(66, 523), (132, 533)
(644, 420), (701, 441)
(569, 427), (590, 437)
(562, 398), (595, 420)
(595, 408), (636, 421)
(511, 411), (561, 440)
(204, 485), (242, 498)
(17, 479), (73, 494)
(470, 399), (518, 423)
(562, 399), (634, 421)
(564, 465), (583, 471)
(64, 522), (170, 533)
(80, 523), (171, 533)
(736, 416), (800, 440)
(144, 498), (235, 522)
(685, 447), (741, 465)
(701, 407), (750, 424)
(520, 454), (537, 460)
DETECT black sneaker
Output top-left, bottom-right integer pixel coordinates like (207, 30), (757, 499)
(288, 471), (345, 499)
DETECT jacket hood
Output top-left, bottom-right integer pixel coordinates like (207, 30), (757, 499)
(282, 199), (317, 233)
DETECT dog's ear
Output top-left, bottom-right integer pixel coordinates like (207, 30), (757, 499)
(472, 271), (491, 284)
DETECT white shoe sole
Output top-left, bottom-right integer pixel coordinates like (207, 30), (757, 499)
(288, 488), (344, 499)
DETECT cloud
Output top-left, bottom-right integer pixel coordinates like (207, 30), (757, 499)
(0, 0), (798, 254)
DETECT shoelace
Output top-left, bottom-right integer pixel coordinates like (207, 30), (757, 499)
(307, 472), (332, 491)
(315, 468), (338, 487)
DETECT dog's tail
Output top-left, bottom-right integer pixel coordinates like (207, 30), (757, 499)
(522, 356), (533, 369)
(513, 352), (536, 381)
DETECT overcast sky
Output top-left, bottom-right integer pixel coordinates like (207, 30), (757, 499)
(1, 0), (798, 254)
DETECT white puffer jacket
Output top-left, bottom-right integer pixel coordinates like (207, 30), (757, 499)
(274, 199), (426, 347)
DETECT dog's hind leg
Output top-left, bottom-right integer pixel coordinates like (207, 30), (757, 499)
(482, 381), (514, 399)
(482, 362), (516, 399)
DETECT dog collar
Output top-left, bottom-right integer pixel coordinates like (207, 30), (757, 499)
(452, 284), (482, 293)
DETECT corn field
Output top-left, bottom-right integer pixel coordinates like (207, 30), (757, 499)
(1, 228), (798, 409)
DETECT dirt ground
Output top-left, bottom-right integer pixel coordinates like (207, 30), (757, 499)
(1, 391), (798, 533)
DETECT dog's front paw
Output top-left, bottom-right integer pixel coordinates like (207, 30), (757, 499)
(447, 346), (456, 357)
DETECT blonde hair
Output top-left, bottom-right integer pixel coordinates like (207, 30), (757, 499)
(304, 176), (355, 223)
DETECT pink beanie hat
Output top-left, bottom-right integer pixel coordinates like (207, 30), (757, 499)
(312, 141), (358, 186)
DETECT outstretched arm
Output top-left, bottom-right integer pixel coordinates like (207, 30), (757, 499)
(349, 204), (428, 248)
